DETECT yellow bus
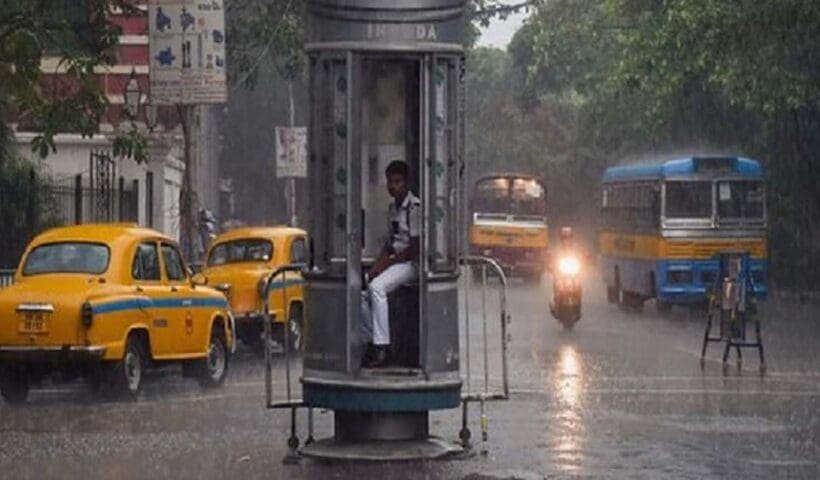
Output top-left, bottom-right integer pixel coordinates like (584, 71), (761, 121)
(469, 174), (549, 282)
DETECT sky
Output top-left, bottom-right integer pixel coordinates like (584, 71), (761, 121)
(476, 3), (529, 49)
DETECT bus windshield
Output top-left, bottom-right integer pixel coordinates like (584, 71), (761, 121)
(717, 181), (764, 219)
(473, 177), (546, 216)
(665, 181), (713, 219)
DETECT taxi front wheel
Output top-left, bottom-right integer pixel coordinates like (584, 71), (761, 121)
(0, 367), (30, 404)
(195, 326), (229, 389)
(108, 335), (146, 400)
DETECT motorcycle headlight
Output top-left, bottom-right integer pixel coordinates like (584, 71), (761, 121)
(558, 256), (581, 276)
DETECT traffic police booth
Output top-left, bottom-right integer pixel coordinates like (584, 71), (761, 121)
(298, 0), (468, 460)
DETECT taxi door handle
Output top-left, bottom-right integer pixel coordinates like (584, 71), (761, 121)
(135, 286), (144, 293)
(170, 286), (179, 293)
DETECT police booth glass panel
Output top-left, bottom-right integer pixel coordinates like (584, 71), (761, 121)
(305, 56), (351, 373)
(309, 56), (350, 275)
(361, 59), (420, 258)
(430, 59), (459, 273)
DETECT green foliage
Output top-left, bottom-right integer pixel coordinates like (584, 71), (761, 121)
(0, 156), (62, 268)
(496, 0), (820, 288)
(226, 0), (306, 89)
(0, 0), (147, 164)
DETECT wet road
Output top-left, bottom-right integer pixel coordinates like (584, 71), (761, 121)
(1, 273), (819, 479)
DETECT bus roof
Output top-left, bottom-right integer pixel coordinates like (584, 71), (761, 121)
(602, 156), (763, 183)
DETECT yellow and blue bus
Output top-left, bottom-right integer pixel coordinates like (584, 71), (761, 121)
(469, 174), (549, 282)
(599, 156), (767, 311)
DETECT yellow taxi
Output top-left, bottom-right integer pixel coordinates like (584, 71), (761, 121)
(201, 227), (306, 353)
(0, 224), (234, 403)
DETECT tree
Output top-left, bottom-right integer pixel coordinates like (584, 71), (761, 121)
(513, 0), (820, 288)
(0, 0), (147, 164)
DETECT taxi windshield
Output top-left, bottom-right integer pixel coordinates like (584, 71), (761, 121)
(207, 239), (273, 266)
(22, 242), (110, 275)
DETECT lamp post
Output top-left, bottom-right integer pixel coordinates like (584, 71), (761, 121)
(123, 68), (141, 119)
(145, 98), (159, 132)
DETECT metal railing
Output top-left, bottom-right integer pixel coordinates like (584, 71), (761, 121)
(458, 255), (511, 448)
(260, 257), (510, 454)
(0, 269), (15, 289)
(262, 264), (310, 458)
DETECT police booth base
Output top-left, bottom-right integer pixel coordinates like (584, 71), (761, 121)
(261, 0), (509, 461)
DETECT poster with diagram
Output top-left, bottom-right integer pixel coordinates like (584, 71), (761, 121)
(148, 0), (227, 104)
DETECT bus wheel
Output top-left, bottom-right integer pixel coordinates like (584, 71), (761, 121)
(621, 291), (644, 312)
(0, 366), (29, 405)
(525, 271), (543, 285)
(607, 286), (619, 304)
(656, 300), (673, 314)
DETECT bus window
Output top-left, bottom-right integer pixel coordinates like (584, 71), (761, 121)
(717, 181), (764, 219)
(665, 182), (712, 219)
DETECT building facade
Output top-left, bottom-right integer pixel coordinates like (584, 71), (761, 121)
(11, 2), (219, 248)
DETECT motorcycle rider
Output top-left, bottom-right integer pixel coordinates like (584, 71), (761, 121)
(549, 226), (583, 319)
(550, 226), (581, 272)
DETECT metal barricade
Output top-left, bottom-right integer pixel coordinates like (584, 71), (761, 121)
(458, 255), (511, 450)
(261, 258), (510, 456)
(0, 269), (15, 289)
(700, 252), (766, 374)
(261, 264), (310, 458)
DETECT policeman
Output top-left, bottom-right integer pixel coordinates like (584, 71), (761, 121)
(361, 161), (421, 368)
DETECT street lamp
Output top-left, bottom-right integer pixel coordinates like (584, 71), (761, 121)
(145, 98), (159, 132)
(123, 67), (141, 119)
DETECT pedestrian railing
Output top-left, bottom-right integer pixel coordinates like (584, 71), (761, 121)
(0, 269), (15, 289)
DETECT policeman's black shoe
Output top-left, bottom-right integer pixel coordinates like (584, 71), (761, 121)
(363, 345), (390, 368)
(361, 343), (375, 364)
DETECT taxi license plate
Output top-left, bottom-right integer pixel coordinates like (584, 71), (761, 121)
(20, 312), (48, 333)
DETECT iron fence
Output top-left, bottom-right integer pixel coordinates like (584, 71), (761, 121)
(40, 179), (139, 225)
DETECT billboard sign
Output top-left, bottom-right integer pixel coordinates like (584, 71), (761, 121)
(148, 0), (227, 105)
(275, 127), (308, 178)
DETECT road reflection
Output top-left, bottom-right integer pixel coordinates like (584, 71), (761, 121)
(553, 344), (585, 472)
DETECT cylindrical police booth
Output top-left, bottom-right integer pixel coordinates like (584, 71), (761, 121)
(302, 0), (467, 460)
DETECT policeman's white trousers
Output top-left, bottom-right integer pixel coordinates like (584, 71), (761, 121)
(360, 262), (417, 346)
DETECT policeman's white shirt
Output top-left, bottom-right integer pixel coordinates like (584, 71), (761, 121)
(388, 191), (421, 255)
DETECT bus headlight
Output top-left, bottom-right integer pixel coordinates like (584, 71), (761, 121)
(558, 256), (581, 276)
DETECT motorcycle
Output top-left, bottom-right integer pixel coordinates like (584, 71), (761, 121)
(550, 254), (583, 330)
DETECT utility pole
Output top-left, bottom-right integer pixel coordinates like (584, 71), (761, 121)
(287, 80), (297, 227)
(178, 103), (196, 261)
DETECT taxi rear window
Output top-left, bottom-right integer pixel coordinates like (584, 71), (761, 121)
(22, 242), (110, 275)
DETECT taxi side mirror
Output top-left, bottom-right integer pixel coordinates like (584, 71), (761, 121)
(192, 273), (208, 287)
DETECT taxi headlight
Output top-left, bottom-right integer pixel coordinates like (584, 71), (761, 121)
(81, 301), (93, 327)
(558, 256), (581, 276)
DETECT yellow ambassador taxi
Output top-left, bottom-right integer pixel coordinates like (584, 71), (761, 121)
(0, 224), (234, 404)
(201, 227), (306, 353)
